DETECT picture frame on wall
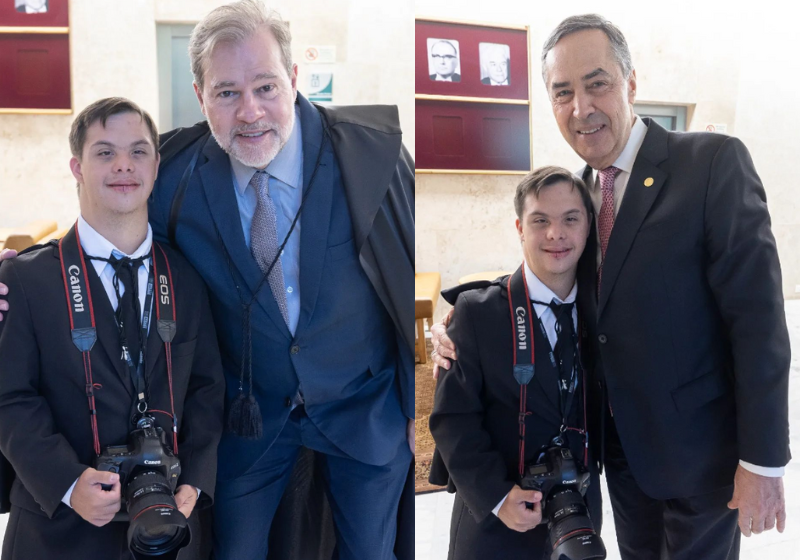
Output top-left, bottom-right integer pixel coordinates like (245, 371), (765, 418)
(415, 17), (532, 174)
(0, 0), (71, 113)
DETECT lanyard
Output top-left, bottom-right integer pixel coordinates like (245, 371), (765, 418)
(115, 259), (155, 412)
(528, 300), (579, 434)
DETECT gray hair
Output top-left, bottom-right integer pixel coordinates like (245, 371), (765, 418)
(188, 0), (293, 90)
(541, 14), (633, 82)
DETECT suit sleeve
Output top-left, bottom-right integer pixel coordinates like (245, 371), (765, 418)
(0, 260), (88, 517)
(703, 136), (790, 467)
(175, 282), (225, 507)
(428, 294), (514, 522)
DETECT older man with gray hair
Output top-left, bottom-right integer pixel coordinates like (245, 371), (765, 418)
(150, 1), (415, 559)
(432, 13), (789, 560)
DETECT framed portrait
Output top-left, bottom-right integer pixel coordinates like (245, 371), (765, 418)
(479, 43), (510, 86)
(415, 18), (532, 174)
(0, 0), (66, 26)
(0, 0), (71, 113)
(427, 38), (461, 83)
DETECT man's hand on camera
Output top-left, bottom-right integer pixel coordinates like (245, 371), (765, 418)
(0, 249), (17, 322)
(175, 484), (198, 519)
(70, 468), (121, 527)
(727, 465), (786, 537)
(431, 308), (456, 380)
(497, 484), (542, 532)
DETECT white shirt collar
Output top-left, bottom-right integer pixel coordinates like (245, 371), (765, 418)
(592, 115), (647, 175)
(434, 74), (454, 82)
(231, 105), (303, 196)
(77, 215), (152, 274)
(523, 261), (576, 317)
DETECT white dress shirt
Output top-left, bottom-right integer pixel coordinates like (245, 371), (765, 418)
(585, 117), (784, 478)
(492, 264), (578, 516)
(63, 217), (199, 507)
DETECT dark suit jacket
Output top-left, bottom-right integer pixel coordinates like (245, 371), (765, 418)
(430, 73), (461, 82)
(0, 235), (225, 559)
(577, 119), (791, 500)
(429, 279), (600, 558)
(151, 95), (413, 478)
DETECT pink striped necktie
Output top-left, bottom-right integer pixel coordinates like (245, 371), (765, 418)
(597, 166), (621, 291)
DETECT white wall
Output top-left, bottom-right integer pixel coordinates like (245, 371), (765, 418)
(415, 0), (800, 320)
(0, 0), (414, 229)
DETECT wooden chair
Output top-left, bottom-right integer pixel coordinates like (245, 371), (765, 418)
(414, 272), (441, 364)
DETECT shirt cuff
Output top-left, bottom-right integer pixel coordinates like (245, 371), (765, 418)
(739, 460), (785, 477)
(62, 478), (79, 508)
(492, 492), (510, 516)
(196, 487), (201, 499)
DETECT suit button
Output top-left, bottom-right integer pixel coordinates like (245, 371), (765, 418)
(290, 345), (300, 355)
(598, 334), (608, 344)
(285, 397), (292, 407)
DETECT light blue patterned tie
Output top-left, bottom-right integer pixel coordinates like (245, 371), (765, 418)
(249, 170), (289, 326)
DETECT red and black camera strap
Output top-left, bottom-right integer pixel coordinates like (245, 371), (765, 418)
(507, 263), (588, 477)
(58, 223), (179, 456)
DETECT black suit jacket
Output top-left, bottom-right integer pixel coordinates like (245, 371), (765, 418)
(578, 119), (791, 500)
(429, 279), (600, 558)
(0, 236), (225, 558)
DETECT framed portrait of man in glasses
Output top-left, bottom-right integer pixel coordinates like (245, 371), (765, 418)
(427, 38), (461, 82)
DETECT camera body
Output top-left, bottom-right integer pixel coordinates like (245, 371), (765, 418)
(94, 416), (189, 558)
(95, 416), (181, 495)
(520, 445), (605, 560)
(520, 445), (590, 500)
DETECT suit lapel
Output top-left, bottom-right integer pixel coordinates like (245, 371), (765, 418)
(577, 165), (599, 329)
(84, 263), (135, 397)
(597, 120), (669, 318)
(296, 97), (333, 334)
(197, 136), (290, 338)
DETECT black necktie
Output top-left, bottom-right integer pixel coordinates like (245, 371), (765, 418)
(109, 255), (145, 368)
(548, 300), (576, 392)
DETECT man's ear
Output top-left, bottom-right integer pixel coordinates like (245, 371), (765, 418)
(193, 82), (207, 116)
(290, 63), (299, 102)
(516, 217), (524, 242)
(627, 68), (637, 105)
(69, 156), (83, 186)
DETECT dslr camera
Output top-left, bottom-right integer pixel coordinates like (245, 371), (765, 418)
(95, 416), (190, 558)
(520, 445), (606, 560)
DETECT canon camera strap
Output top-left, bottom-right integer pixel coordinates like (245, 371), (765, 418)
(508, 264), (536, 477)
(59, 223), (180, 455)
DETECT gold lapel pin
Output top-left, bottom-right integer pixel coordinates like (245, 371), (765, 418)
(644, 177), (654, 187)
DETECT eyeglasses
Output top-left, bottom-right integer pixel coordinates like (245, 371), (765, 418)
(431, 54), (457, 60)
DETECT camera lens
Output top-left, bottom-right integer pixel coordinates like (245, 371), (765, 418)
(546, 487), (606, 560)
(125, 470), (189, 556)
